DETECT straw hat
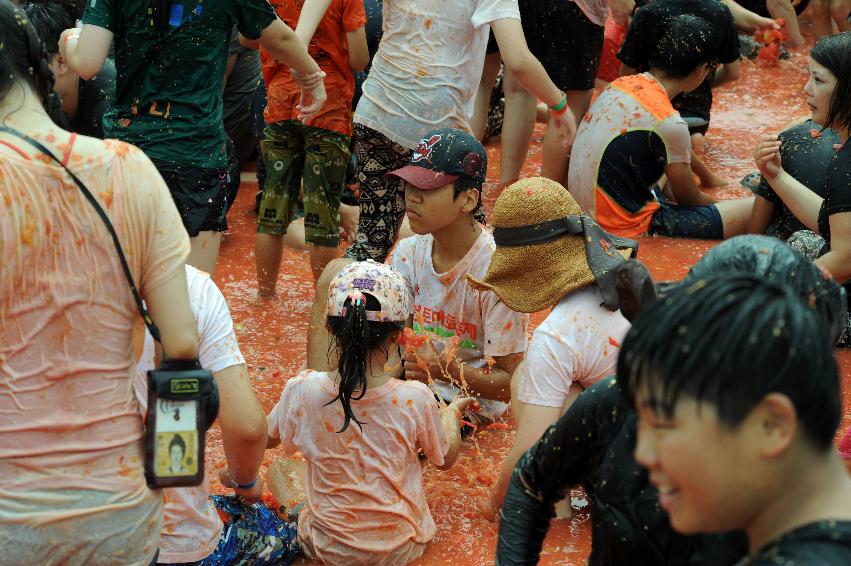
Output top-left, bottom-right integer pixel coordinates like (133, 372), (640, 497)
(468, 178), (598, 313)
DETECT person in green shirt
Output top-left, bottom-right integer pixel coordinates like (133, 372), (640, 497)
(61, 0), (326, 274)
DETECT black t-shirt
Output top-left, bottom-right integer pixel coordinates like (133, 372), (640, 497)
(495, 377), (748, 566)
(70, 59), (116, 139)
(754, 120), (841, 240)
(223, 28), (262, 137)
(737, 521), (851, 565)
(818, 140), (851, 243)
(617, 0), (740, 121)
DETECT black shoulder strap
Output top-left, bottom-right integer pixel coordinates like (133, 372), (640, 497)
(0, 126), (161, 342)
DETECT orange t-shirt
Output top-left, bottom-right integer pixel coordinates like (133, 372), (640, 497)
(262, 0), (366, 136)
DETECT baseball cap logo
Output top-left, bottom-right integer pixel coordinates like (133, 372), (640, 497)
(412, 134), (442, 163)
(352, 277), (376, 291)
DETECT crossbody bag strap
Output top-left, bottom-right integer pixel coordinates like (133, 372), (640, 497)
(0, 126), (162, 343)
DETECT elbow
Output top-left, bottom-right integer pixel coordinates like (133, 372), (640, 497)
(164, 336), (199, 361)
(349, 54), (369, 73)
(76, 62), (104, 82)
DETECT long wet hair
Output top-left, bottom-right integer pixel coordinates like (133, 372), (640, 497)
(810, 32), (851, 135)
(0, 0), (66, 125)
(326, 293), (404, 433)
(618, 275), (840, 451)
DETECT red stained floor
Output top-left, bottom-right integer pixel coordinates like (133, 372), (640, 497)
(206, 18), (851, 565)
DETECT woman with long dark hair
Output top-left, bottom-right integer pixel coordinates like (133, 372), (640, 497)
(0, 1), (200, 563)
(267, 261), (474, 565)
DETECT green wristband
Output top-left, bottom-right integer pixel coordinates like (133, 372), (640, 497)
(549, 95), (568, 114)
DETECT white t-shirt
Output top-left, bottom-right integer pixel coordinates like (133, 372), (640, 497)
(134, 265), (245, 563)
(354, 0), (521, 148)
(390, 230), (529, 420)
(517, 286), (630, 408)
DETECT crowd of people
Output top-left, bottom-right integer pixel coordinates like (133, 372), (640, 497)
(2, 0), (851, 563)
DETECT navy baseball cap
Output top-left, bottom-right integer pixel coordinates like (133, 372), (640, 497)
(388, 128), (487, 190)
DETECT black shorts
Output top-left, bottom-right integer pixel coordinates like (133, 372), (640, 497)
(152, 160), (229, 237)
(519, 0), (604, 91)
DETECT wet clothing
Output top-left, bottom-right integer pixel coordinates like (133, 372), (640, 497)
(753, 120), (840, 240)
(618, 0), (740, 124)
(268, 371), (448, 566)
(519, 0), (604, 92)
(69, 59), (116, 138)
(223, 30), (263, 169)
(649, 199), (724, 238)
(568, 73), (695, 237)
(150, 160), (229, 236)
(0, 140), (190, 566)
(736, 521), (851, 565)
(257, 121), (349, 246)
(818, 137), (851, 244)
(496, 377), (748, 566)
(81, 0), (276, 168)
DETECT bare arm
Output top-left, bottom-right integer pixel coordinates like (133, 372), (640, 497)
(665, 162), (718, 206)
(294, 0), (333, 45)
(60, 25), (112, 81)
(712, 59), (741, 88)
(404, 351), (524, 403)
(490, 18), (563, 108)
(144, 270), (199, 361)
(747, 195), (776, 235)
(257, 18), (322, 75)
(347, 27), (370, 72)
(215, 364), (268, 490)
(763, 170), (823, 231)
(720, 0), (781, 32)
(489, 403), (563, 517)
(435, 397), (476, 470)
(816, 212), (851, 284)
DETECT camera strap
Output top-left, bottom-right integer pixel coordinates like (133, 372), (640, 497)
(0, 125), (161, 342)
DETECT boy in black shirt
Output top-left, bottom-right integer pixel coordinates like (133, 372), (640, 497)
(24, 0), (115, 139)
(620, 276), (851, 565)
(619, 0), (741, 187)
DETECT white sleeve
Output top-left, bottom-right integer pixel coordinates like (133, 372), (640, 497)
(196, 277), (245, 373)
(471, 0), (520, 28)
(517, 328), (578, 408)
(388, 238), (417, 315)
(657, 114), (692, 165)
(481, 292), (528, 357)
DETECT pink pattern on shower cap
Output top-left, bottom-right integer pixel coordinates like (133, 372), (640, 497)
(327, 260), (411, 322)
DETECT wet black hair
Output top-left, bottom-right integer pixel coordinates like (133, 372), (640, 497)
(683, 235), (846, 345)
(326, 293), (405, 433)
(0, 0), (66, 124)
(618, 275), (840, 451)
(810, 32), (851, 134)
(22, 0), (76, 56)
(169, 433), (186, 454)
(649, 14), (717, 79)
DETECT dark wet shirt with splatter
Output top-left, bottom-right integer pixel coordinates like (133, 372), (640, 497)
(819, 139), (851, 244)
(754, 120), (841, 240)
(617, 0), (740, 121)
(736, 520), (851, 565)
(82, 0), (275, 168)
(70, 59), (116, 139)
(496, 377), (747, 566)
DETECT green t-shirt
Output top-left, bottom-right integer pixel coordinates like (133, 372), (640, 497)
(82, 0), (276, 168)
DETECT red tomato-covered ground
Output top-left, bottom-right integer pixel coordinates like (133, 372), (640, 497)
(206, 17), (851, 565)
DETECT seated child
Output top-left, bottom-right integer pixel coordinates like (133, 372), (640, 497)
(463, 177), (633, 517)
(622, 275), (851, 563)
(133, 265), (297, 565)
(254, 0), (368, 288)
(266, 261), (474, 565)
(495, 235), (846, 565)
(24, 0), (116, 138)
(569, 14), (753, 239)
(748, 119), (842, 240)
(307, 128), (528, 425)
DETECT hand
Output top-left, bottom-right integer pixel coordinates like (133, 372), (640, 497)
(447, 396), (479, 417)
(59, 27), (82, 59)
(753, 136), (783, 180)
(549, 107), (577, 151)
(403, 348), (438, 384)
(296, 80), (327, 123)
(218, 467), (264, 504)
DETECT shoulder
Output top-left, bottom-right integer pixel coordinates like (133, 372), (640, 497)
(746, 521), (851, 565)
(396, 379), (439, 403)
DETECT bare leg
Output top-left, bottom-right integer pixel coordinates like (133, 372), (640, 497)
(499, 68), (537, 185)
(255, 232), (285, 298)
(767, 0), (806, 46)
(810, 0), (834, 39)
(308, 244), (340, 282)
(188, 231), (222, 275)
(830, 0), (851, 31)
(541, 89), (593, 183)
(690, 132), (706, 154)
(691, 151), (729, 188)
(282, 218), (309, 252)
(306, 258), (353, 370)
(471, 52), (503, 141)
(716, 197), (757, 238)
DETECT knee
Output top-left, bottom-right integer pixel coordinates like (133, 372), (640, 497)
(691, 133), (706, 154)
